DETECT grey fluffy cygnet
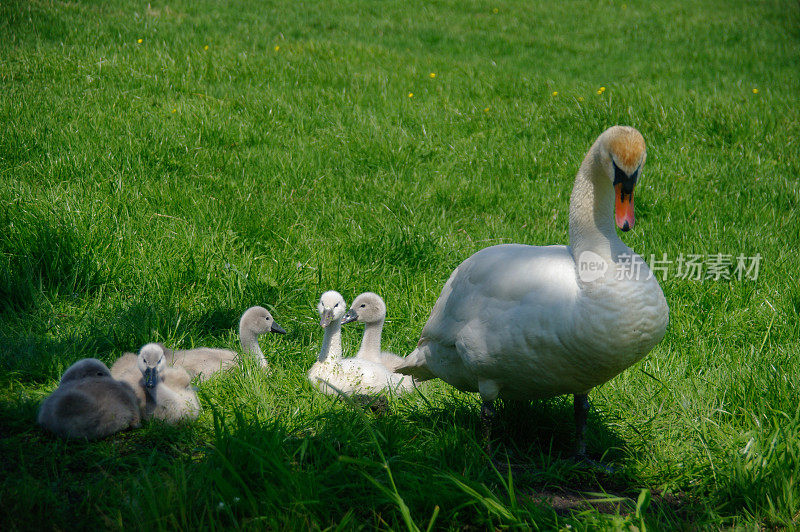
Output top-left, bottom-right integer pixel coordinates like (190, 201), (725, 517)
(342, 292), (408, 373)
(136, 343), (201, 423)
(37, 358), (140, 440)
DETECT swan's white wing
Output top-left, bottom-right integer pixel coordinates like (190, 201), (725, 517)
(401, 244), (584, 397)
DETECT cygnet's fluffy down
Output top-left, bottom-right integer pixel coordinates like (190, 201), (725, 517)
(307, 291), (414, 397)
(38, 358), (141, 440)
(136, 343), (201, 423)
(110, 351), (146, 407)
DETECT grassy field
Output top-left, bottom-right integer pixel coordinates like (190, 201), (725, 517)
(2, 0), (799, 528)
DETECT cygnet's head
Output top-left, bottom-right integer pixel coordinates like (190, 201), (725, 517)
(239, 306), (287, 336)
(594, 125), (646, 232)
(317, 291), (346, 328)
(60, 358), (111, 385)
(341, 292), (386, 326)
(137, 343), (167, 389)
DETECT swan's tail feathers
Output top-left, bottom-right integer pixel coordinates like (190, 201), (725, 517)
(394, 347), (436, 382)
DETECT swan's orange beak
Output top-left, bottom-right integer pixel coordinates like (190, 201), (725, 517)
(614, 183), (635, 232)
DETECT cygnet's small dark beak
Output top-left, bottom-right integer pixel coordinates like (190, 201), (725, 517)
(341, 309), (358, 325)
(143, 367), (158, 389)
(319, 309), (333, 328)
(270, 321), (287, 334)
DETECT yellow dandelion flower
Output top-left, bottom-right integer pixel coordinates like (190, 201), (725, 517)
(429, 72), (436, 79)
(204, 45), (209, 50)
(552, 91), (558, 96)
(493, 8), (499, 14)
(578, 96), (584, 101)
(752, 88), (759, 94)
(408, 92), (414, 98)
(137, 38), (143, 44)
(274, 45), (280, 52)
(171, 108), (177, 113)
(600, 86), (606, 92)
(484, 107), (490, 113)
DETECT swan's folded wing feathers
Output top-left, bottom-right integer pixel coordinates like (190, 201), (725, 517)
(422, 244), (578, 348)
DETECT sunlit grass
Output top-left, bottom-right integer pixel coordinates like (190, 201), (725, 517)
(1, 0), (799, 529)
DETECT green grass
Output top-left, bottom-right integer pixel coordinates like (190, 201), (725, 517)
(2, 0), (799, 528)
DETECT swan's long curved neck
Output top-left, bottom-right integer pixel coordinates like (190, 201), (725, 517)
(568, 147), (627, 261)
(318, 321), (343, 363)
(356, 321), (383, 358)
(240, 330), (265, 361)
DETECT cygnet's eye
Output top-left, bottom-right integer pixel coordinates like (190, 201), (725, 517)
(334, 303), (340, 308)
(360, 304), (366, 308)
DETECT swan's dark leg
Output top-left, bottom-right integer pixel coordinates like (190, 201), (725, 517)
(573, 393), (589, 458)
(481, 399), (495, 452)
(572, 393), (614, 472)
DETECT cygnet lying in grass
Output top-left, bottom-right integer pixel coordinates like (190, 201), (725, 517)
(169, 306), (286, 380)
(111, 306), (286, 382)
(307, 290), (414, 397)
(38, 358), (140, 440)
(135, 343), (201, 423)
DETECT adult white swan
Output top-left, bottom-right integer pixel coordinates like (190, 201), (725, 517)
(395, 125), (669, 457)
